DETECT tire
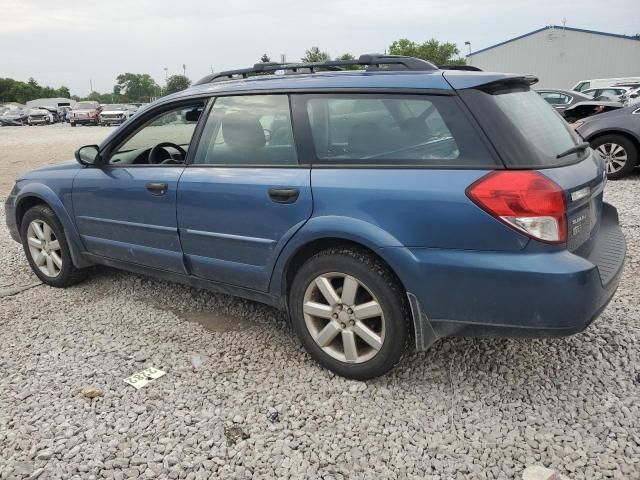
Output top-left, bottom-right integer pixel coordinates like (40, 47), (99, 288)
(70, 122), (76, 127)
(591, 134), (638, 180)
(289, 247), (409, 380)
(20, 205), (88, 287)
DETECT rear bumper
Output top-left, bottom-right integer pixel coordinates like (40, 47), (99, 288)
(383, 202), (625, 348)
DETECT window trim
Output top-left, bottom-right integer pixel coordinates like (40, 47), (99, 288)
(186, 93), (303, 168)
(97, 97), (211, 168)
(290, 92), (501, 168)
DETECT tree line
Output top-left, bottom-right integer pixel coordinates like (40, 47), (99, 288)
(0, 77), (71, 104)
(1, 38), (465, 105)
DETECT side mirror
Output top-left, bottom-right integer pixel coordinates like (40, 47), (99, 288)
(75, 145), (101, 166)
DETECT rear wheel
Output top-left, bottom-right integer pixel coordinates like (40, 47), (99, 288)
(20, 205), (88, 287)
(591, 134), (637, 180)
(289, 248), (408, 380)
(70, 122), (76, 127)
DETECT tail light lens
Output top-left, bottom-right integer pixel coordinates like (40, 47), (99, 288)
(466, 171), (567, 243)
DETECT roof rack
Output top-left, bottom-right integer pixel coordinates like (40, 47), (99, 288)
(194, 54), (438, 85)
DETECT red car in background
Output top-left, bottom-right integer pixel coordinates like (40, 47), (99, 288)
(69, 101), (102, 127)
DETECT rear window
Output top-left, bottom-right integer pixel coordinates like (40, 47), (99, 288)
(459, 85), (586, 168)
(293, 94), (496, 167)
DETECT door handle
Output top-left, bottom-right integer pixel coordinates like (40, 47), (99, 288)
(268, 188), (299, 204)
(146, 182), (168, 196)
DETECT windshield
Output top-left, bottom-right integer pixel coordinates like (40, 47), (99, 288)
(75, 102), (96, 109)
(103, 104), (125, 110)
(460, 85), (585, 167)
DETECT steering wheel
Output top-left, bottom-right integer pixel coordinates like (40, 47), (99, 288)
(148, 142), (187, 164)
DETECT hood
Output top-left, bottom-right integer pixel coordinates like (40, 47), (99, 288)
(18, 160), (80, 180)
(101, 109), (126, 114)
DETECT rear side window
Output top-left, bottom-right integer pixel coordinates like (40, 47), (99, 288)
(293, 94), (496, 167)
(459, 85), (586, 168)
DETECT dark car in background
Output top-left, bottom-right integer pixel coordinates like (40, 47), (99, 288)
(69, 101), (102, 126)
(537, 89), (591, 114)
(0, 107), (29, 126)
(576, 105), (640, 179)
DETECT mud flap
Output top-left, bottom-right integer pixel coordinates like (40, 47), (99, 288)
(407, 292), (439, 351)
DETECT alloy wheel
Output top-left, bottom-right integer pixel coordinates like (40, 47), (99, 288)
(26, 219), (62, 277)
(596, 142), (628, 174)
(302, 272), (385, 363)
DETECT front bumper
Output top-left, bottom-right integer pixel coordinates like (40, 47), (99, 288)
(4, 187), (20, 243)
(384, 202), (625, 349)
(71, 117), (96, 124)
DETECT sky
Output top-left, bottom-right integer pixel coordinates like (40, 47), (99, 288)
(1, 0), (639, 96)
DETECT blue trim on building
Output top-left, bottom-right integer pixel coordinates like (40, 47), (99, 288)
(468, 25), (640, 57)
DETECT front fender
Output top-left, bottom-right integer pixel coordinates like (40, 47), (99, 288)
(15, 184), (92, 268)
(268, 215), (405, 300)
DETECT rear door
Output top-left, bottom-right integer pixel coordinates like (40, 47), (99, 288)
(177, 94), (312, 291)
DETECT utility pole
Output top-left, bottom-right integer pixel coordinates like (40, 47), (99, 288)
(182, 64), (186, 77)
(89, 79), (93, 93)
(164, 67), (168, 82)
(280, 54), (286, 63)
(464, 41), (472, 64)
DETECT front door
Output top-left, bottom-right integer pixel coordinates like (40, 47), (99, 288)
(73, 102), (205, 273)
(177, 94), (312, 291)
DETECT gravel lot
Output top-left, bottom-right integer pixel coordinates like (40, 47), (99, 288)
(0, 126), (638, 479)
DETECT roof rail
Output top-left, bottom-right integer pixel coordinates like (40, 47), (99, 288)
(194, 54), (438, 85)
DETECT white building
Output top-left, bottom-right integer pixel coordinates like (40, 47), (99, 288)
(467, 26), (640, 89)
(26, 97), (75, 109)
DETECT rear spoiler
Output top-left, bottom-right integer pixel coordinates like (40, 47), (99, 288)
(443, 71), (539, 90)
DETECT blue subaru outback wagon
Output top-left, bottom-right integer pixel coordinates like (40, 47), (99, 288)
(5, 55), (626, 379)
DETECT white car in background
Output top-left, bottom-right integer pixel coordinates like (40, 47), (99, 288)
(98, 104), (135, 126)
(572, 76), (640, 92)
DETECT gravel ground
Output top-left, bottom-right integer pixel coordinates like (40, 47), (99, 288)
(0, 126), (639, 479)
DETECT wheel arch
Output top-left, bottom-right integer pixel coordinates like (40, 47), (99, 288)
(270, 215), (411, 303)
(588, 129), (640, 157)
(14, 186), (92, 268)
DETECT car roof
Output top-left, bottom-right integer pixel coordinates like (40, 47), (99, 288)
(162, 69), (534, 102)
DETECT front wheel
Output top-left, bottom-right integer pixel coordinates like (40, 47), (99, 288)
(591, 134), (638, 180)
(289, 248), (409, 380)
(20, 205), (88, 287)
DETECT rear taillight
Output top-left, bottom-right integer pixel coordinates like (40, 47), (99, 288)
(466, 171), (567, 243)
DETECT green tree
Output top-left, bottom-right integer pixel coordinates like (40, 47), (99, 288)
(113, 73), (160, 102)
(334, 53), (363, 70)
(260, 53), (271, 63)
(301, 47), (330, 63)
(164, 74), (191, 95)
(388, 38), (465, 65)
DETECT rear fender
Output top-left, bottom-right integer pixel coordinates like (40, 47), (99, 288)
(269, 215), (405, 300)
(15, 184), (92, 268)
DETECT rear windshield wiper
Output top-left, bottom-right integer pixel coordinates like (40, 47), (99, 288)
(556, 142), (590, 159)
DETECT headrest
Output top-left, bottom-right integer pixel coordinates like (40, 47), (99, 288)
(222, 112), (265, 150)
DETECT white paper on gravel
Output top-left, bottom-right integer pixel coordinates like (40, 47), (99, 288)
(124, 367), (166, 389)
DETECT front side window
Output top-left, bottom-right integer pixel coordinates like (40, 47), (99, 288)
(193, 95), (297, 165)
(297, 94), (495, 167)
(109, 103), (204, 165)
